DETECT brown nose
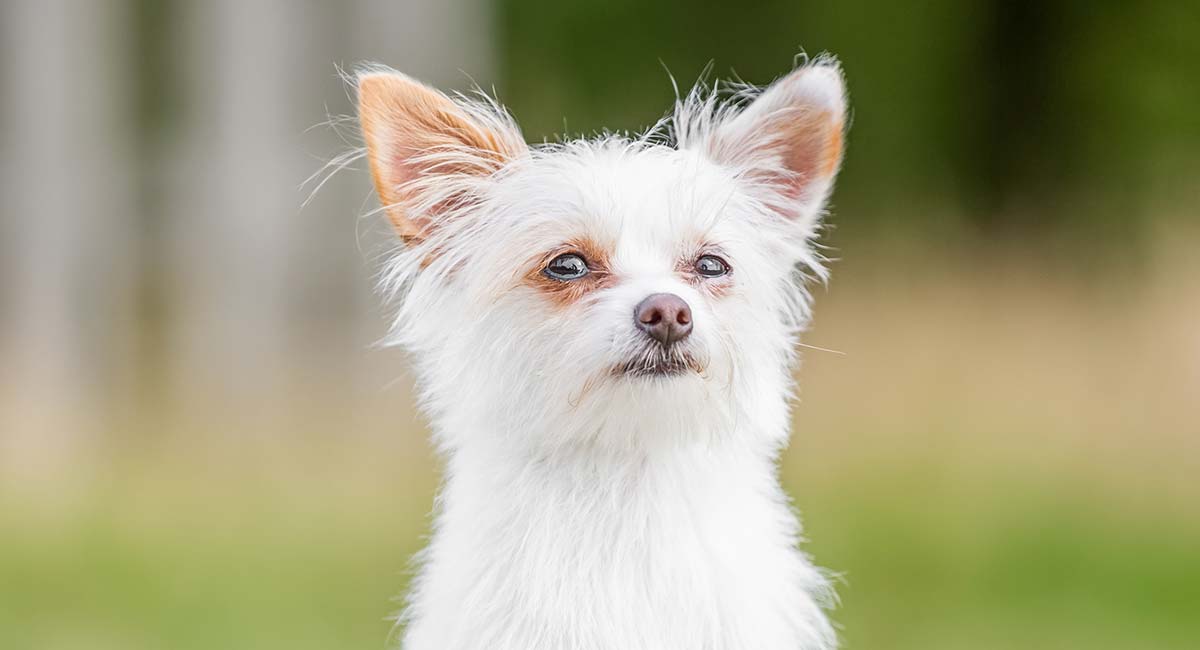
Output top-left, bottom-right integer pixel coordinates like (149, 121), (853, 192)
(635, 293), (693, 347)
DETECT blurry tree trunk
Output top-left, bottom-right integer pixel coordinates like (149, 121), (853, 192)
(971, 0), (1066, 229)
(164, 0), (315, 429)
(0, 0), (501, 469)
(0, 0), (137, 479)
(160, 0), (497, 434)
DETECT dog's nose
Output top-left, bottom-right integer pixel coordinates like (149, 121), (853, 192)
(634, 293), (693, 347)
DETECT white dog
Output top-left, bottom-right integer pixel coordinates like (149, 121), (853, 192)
(355, 56), (847, 650)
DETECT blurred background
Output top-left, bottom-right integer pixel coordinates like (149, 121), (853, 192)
(1, 1), (1198, 649)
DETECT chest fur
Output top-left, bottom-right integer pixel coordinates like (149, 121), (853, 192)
(402, 448), (833, 650)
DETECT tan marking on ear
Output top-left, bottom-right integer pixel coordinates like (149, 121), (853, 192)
(771, 108), (843, 201)
(357, 73), (524, 243)
(822, 118), (845, 177)
(708, 63), (848, 216)
(523, 239), (616, 310)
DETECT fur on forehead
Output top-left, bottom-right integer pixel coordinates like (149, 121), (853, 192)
(360, 58), (847, 335)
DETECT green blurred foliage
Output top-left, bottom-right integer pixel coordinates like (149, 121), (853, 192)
(501, 0), (1200, 232)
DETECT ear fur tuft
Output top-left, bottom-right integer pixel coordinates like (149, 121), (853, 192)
(357, 71), (526, 242)
(707, 61), (848, 220)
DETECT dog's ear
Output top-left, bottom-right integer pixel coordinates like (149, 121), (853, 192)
(357, 71), (527, 243)
(706, 62), (847, 222)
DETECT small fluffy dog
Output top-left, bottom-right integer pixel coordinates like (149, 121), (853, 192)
(355, 57), (847, 650)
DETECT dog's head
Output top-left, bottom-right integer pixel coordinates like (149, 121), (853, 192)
(357, 62), (846, 453)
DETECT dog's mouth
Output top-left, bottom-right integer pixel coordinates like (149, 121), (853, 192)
(613, 347), (706, 378)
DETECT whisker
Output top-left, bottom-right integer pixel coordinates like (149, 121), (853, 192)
(301, 147), (367, 208)
(796, 342), (846, 356)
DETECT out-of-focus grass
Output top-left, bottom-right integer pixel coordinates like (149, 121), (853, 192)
(0, 454), (437, 650)
(2, 239), (1198, 650)
(3, 468), (1197, 650)
(797, 474), (1200, 650)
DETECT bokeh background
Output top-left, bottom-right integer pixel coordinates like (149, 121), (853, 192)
(2, 1), (1198, 649)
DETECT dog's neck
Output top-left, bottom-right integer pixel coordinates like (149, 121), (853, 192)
(448, 420), (776, 509)
(406, 408), (833, 649)
(432, 375), (796, 532)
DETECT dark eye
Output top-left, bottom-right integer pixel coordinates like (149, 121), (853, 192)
(694, 254), (730, 278)
(543, 253), (590, 281)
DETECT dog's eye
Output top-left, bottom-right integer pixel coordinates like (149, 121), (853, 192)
(694, 255), (730, 278)
(543, 253), (590, 281)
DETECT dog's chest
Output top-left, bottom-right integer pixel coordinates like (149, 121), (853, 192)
(405, 451), (827, 649)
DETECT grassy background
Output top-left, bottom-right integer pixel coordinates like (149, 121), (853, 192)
(5, 468), (1198, 650)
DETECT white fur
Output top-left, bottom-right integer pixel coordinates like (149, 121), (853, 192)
(358, 58), (847, 650)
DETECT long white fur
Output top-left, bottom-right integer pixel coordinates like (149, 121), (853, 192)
(357, 57), (847, 650)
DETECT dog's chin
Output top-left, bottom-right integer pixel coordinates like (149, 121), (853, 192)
(613, 352), (705, 379)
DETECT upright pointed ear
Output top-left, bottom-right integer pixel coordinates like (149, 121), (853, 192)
(357, 71), (527, 243)
(707, 62), (847, 222)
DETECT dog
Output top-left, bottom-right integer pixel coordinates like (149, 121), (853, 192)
(354, 56), (847, 650)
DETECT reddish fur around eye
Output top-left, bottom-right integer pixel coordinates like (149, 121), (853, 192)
(523, 238), (616, 309)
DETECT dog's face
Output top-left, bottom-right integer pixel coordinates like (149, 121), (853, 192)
(358, 64), (846, 453)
